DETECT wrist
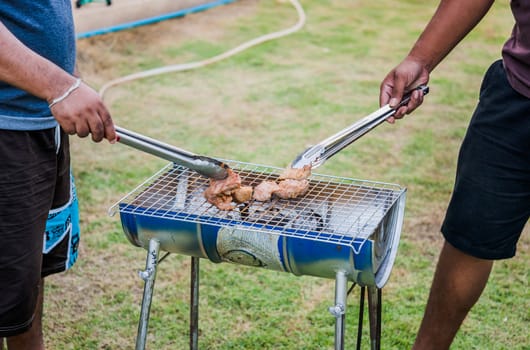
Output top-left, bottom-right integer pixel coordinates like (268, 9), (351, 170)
(48, 77), (82, 109)
(406, 52), (433, 73)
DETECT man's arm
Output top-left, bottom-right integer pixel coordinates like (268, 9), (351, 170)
(380, 0), (495, 119)
(0, 22), (116, 143)
(0, 22), (73, 103)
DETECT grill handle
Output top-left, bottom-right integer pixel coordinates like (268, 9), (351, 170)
(115, 126), (229, 180)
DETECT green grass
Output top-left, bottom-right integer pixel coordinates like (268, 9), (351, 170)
(42, 1), (529, 349)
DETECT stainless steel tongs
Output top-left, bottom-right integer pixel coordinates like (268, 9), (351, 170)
(291, 85), (429, 169)
(116, 126), (229, 180)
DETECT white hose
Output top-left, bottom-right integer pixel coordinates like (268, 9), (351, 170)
(99, 0), (306, 100)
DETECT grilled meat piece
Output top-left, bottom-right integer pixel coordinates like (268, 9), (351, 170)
(252, 180), (280, 201)
(278, 164), (312, 180)
(253, 165), (312, 202)
(273, 165), (311, 199)
(274, 179), (309, 199)
(233, 185), (253, 203)
(209, 193), (236, 211)
(204, 168), (241, 210)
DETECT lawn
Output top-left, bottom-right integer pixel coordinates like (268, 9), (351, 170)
(43, 1), (528, 349)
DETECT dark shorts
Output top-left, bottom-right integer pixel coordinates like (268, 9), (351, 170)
(0, 127), (77, 337)
(441, 60), (530, 260)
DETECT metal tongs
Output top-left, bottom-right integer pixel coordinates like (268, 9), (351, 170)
(291, 85), (429, 169)
(116, 126), (229, 180)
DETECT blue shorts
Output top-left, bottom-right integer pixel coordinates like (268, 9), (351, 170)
(43, 172), (80, 277)
(441, 60), (530, 260)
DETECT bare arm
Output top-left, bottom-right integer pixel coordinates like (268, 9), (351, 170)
(380, 0), (495, 119)
(0, 22), (116, 143)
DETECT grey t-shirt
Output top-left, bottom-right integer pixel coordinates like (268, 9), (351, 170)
(502, 0), (530, 98)
(0, 0), (76, 130)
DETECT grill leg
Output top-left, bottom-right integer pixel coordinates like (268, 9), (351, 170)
(329, 270), (348, 350)
(367, 286), (382, 350)
(135, 239), (160, 350)
(190, 257), (200, 350)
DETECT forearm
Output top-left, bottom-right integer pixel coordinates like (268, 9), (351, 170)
(409, 0), (495, 72)
(0, 21), (76, 104)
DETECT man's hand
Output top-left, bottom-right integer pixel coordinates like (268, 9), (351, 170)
(379, 57), (429, 123)
(49, 79), (116, 143)
(379, 0), (495, 124)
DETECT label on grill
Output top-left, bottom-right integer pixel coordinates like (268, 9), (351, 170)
(216, 227), (284, 272)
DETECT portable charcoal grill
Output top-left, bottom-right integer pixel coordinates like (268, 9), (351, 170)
(110, 159), (406, 350)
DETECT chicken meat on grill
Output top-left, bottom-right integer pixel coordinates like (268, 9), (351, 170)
(233, 185), (253, 203)
(274, 178), (310, 199)
(278, 164), (312, 181)
(252, 180), (280, 202)
(203, 168), (242, 210)
(254, 165), (312, 201)
(204, 164), (312, 210)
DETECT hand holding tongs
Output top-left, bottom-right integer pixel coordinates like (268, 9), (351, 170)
(291, 85), (429, 169)
(115, 126), (229, 180)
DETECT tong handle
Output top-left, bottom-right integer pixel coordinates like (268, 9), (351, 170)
(393, 85), (429, 108)
(316, 85), (429, 167)
(115, 126), (229, 179)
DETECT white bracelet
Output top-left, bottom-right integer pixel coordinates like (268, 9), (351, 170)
(48, 78), (82, 109)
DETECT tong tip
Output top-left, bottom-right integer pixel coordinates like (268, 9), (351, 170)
(204, 159), (231, 180)
(291, 144), (325, 169)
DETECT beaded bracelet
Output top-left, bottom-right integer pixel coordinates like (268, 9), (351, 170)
(48, 78), (82, 109)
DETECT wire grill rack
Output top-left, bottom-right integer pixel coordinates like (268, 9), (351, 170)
(110, 161), (406, 251)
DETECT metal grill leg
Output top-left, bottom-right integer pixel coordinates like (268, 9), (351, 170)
(190, 257), (199, 350)
(329, 270), (348, 350)
(356, 286), (366, 350)
(367, 286), (382, 350)
(135, 239), (160, 350)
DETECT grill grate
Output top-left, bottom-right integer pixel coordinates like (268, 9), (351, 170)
(111, 161), (405, 252)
